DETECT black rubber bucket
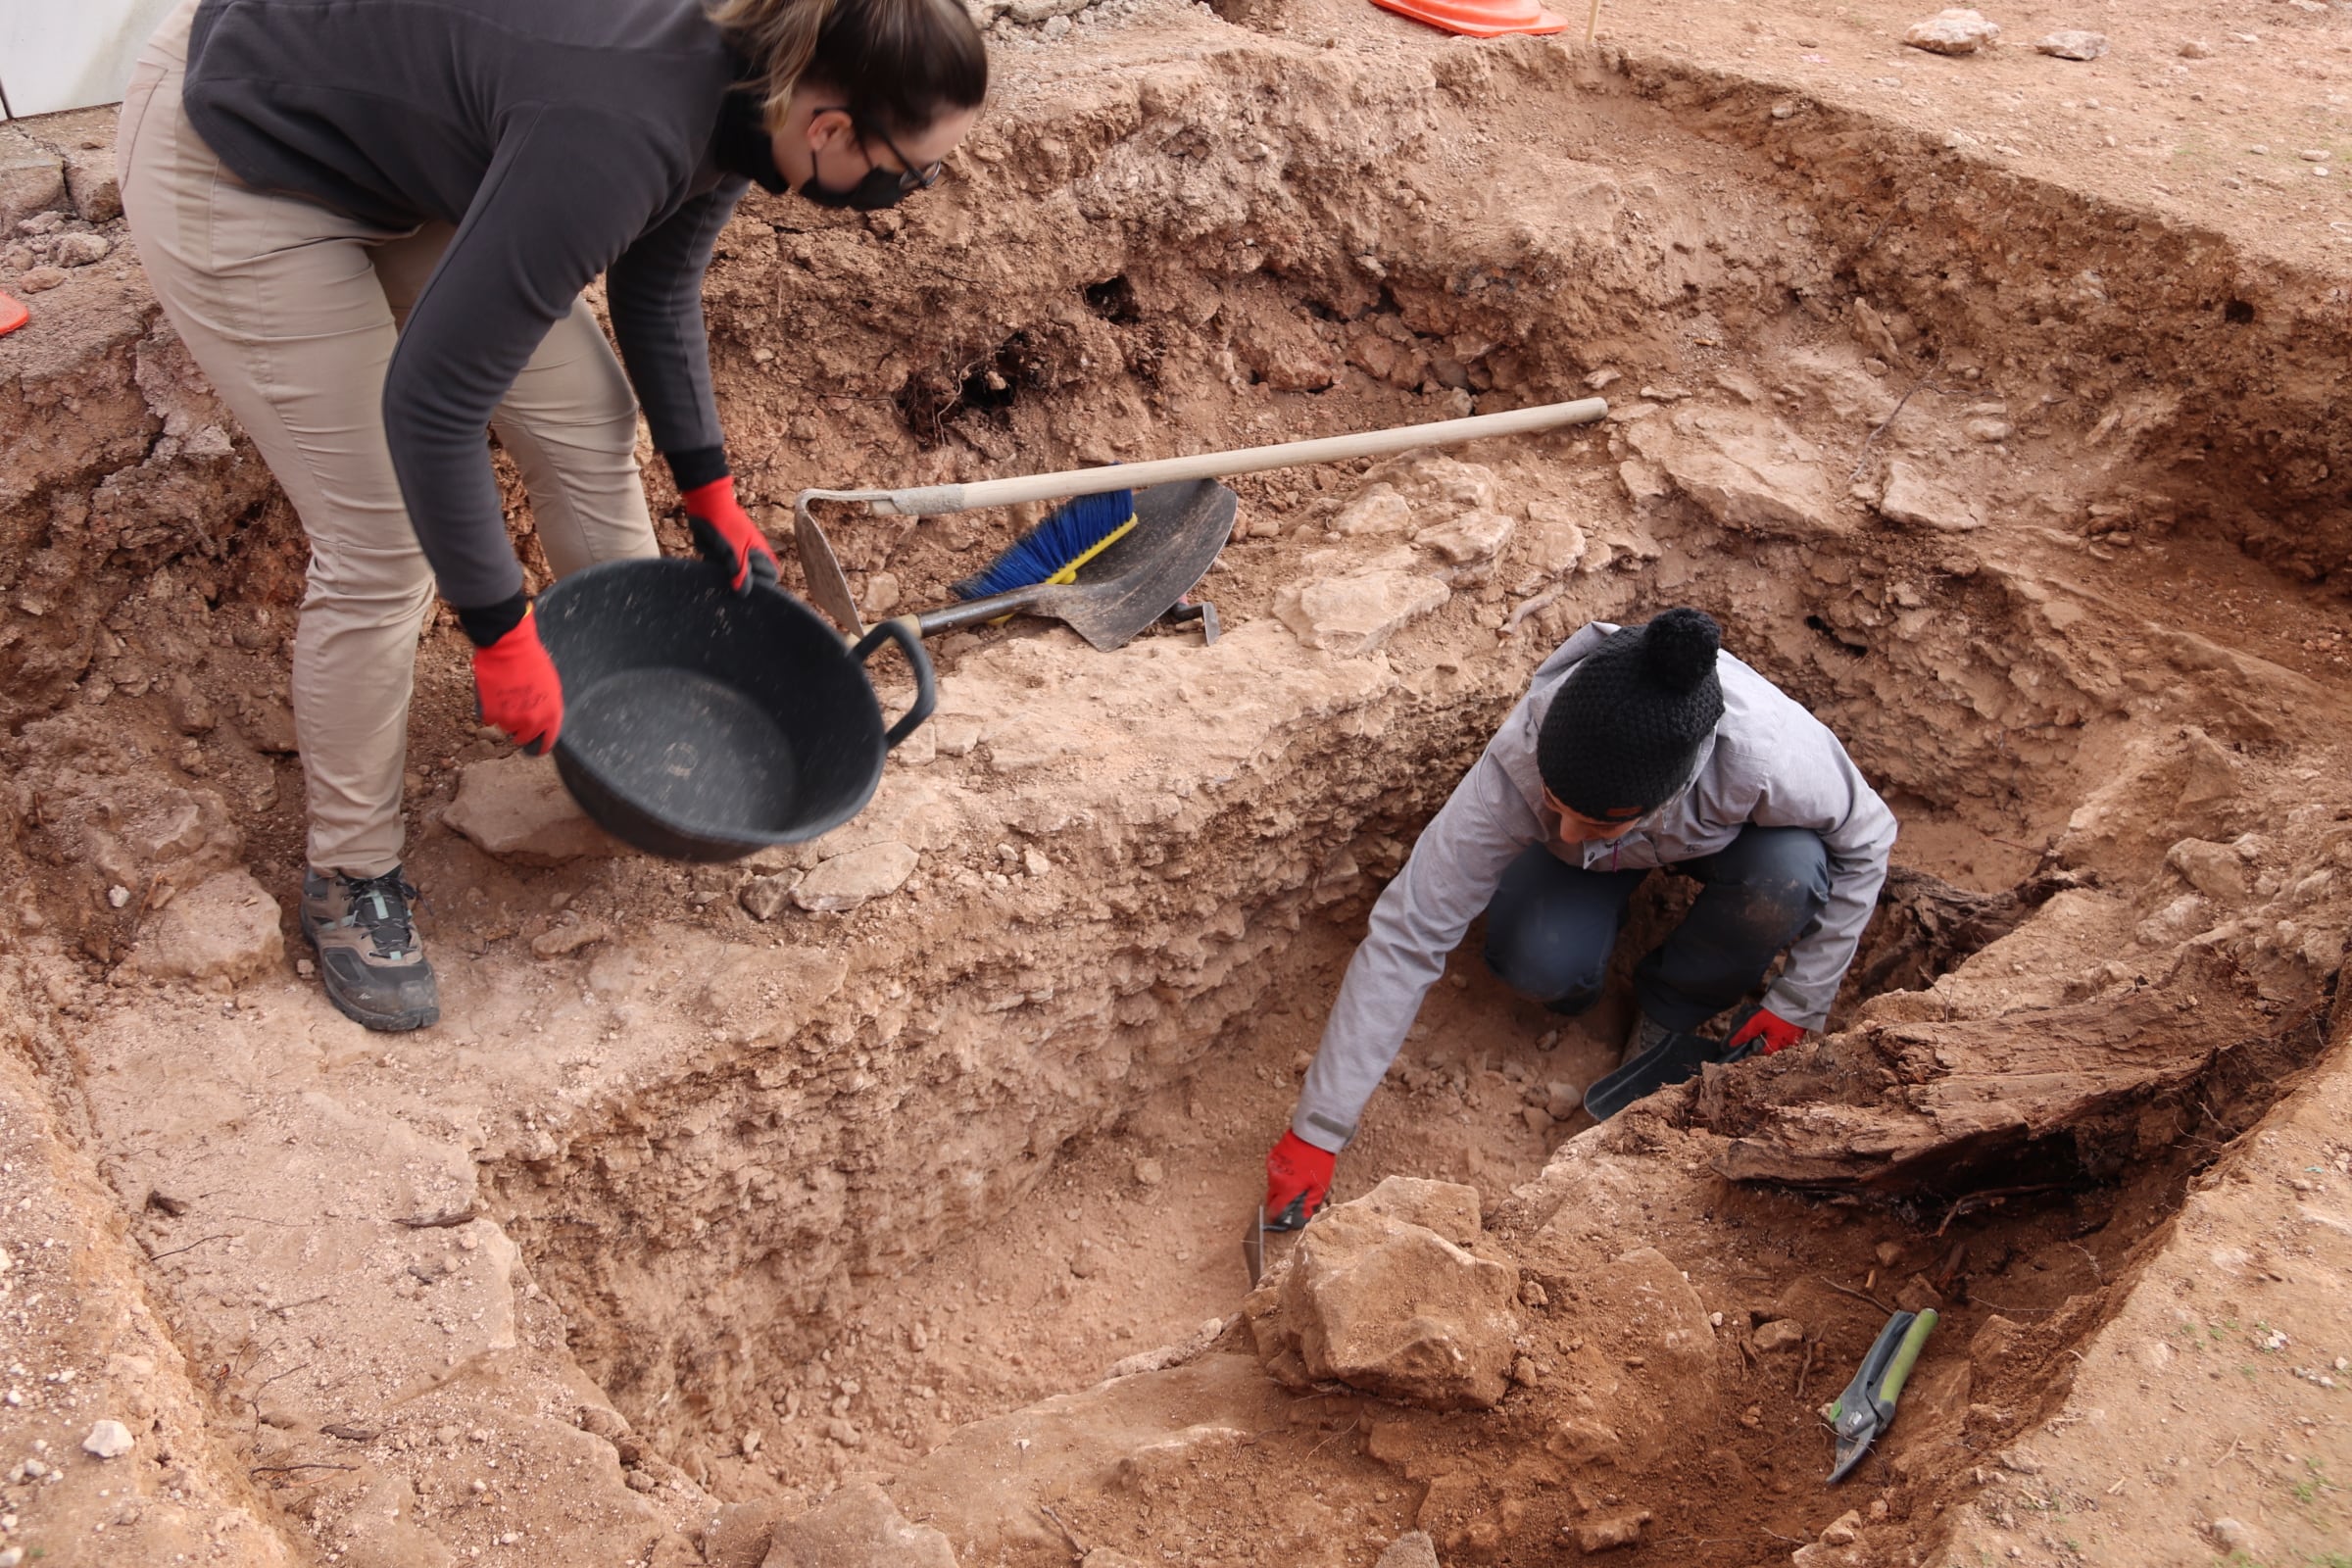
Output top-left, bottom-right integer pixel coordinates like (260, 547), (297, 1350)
(535, 559), (935, 862)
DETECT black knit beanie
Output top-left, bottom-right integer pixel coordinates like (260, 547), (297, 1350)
(1537, 609), (1726, 819)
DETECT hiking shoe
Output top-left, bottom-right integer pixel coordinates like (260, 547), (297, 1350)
(301, 867), (439, 1031)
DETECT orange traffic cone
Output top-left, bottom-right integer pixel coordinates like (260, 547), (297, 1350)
(1370, 0), (1569, 37)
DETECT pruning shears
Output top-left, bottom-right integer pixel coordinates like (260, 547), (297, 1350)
(1823, 1308), (1938, 1483)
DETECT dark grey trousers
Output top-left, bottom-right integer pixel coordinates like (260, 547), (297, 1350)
(1480, 825), (1832, 1032)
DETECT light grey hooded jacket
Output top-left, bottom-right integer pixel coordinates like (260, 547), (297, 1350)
(1291, 621), (1897, 1152)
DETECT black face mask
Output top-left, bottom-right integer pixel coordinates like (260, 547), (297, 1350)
(795, 167), (911, 212)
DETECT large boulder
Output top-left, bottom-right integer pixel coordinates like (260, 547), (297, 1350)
(1250, 1177), (1520, 1410)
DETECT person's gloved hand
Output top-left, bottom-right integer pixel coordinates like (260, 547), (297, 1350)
(682, 476), (778, 594)
(1726, 1004), (1805, 1057)
(471, 608), (563, 756)
(1263, 1130), (1336, 1232)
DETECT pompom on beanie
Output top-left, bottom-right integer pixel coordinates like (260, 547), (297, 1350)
(1537, 608), (1726, 819)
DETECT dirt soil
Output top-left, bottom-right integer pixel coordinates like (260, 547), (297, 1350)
(4, 0), (2352, 1566)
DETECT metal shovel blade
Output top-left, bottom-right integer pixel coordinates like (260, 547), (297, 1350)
(1009, 479), (1237, 651)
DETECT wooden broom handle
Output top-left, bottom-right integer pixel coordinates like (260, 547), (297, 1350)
(824, 396), (1608, 517)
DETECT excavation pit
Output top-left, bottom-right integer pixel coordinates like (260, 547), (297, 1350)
(4, 2), (2352, 1565)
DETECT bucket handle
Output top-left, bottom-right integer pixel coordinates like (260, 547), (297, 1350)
(852, 614), (937, 750)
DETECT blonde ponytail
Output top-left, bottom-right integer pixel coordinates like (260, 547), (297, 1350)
(708, 0), (837, 130)
(710, 0), (986, 136)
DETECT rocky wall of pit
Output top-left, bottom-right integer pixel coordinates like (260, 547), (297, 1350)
(1622, 53), (2352, 588)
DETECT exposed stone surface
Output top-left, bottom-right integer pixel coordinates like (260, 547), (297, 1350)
(82, 1418), (134, 1458)
(128, 869), (284, 989)
(1250, 1187), (1520, 1410)
(791, 841), (919, 912)
(1274, 564), (1450, 656)
(1626, 407), (1843, 538)
(1571, 1510), (1652, 1551)
(1328, 484), (1416, 538)
(2166, 837), (2252, 904)
(703, 1499), (786, 1568)
(1876, 459), (1984, 531)
(1374, 1532), (1441, 1568)
(1352, 1174), (1484, 1247)
(50, 231), (111, 268)
(761, 1482), (956, 1568)
(0, 125), (66, 228)
(531, 918), (612, 958)
(1753, 1317), (1806, 1353)
(2035, 29), (2108, 61)
(443, 754), (624, 865)
(739, 872), (797, 921)
(1904, 9), (2001, 54)
(1415, 508), (1516, 574)
(63, 144), (122, 222)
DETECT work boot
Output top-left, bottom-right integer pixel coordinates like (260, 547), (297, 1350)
(1621, 1009), (1673, 1066)
(301, 867), (439, 1031)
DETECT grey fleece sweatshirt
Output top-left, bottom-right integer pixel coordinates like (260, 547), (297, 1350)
(1291, 622), (1898, 1152)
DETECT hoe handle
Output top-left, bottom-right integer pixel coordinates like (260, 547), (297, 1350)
(858, 396), (1610, 516)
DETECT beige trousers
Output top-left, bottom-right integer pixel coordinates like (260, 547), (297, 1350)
(117, 0), (658, 878)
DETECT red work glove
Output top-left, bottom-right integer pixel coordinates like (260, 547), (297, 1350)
(1264, 1130), (1336, 1232)
(1727, 1004), (1806, 1056)
(471, 608), (563, 757)
(682, 476), (778, 594)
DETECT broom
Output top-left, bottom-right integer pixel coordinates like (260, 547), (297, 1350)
(950, 489), (1136, 602)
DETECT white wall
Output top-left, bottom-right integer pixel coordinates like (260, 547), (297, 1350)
(2, 0), (177, 118)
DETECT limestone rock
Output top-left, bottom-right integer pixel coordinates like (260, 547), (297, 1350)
(129, 870), (284, 989)
(1627, 408), (1842, 538)
(1571, 1511), (1651, 1552)
(50, 230), (110, 268)
(1522, 499), (1588, 575)
(792, 842), (918, 912)
(2167, 838), (2251, 904)
(1414, 509), (1515, 574)
(2035, 29), (2107, 60)
(165, 673), (217, 735)
(82, 1419), (134, 1458)
(762, 1481), (956, 1568)
(63, 145), (121, 222)
(1330, 485), (1415, 538)
(444, 754), (623, 865)
(1252, 1194), (1520, 1410)
(1904, 9), (2000, 54)
(1753, 1318), (1806, 1353)
(740, 872), (797, 921)
(1374, 1532), (1441, 1568)
(1876, 460), (1983, 532)
(704, 1499), (786, 1568)
(0, 127), (65, 228)
(1236, 312), (1341, 392)
(1274, 570), (1450, 656)
(1353, 1175), (1483, 1248)
(1081, 1552), (1152, 1568)
(530, 918), (610, 958)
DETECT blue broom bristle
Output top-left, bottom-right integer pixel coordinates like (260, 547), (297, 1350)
(952, 489), (1135, 601)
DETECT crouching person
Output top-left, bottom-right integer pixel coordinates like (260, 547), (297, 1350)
(1262, 608), (1897, 1227)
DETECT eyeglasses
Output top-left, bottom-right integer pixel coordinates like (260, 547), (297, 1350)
(856, 118), (946, 194)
